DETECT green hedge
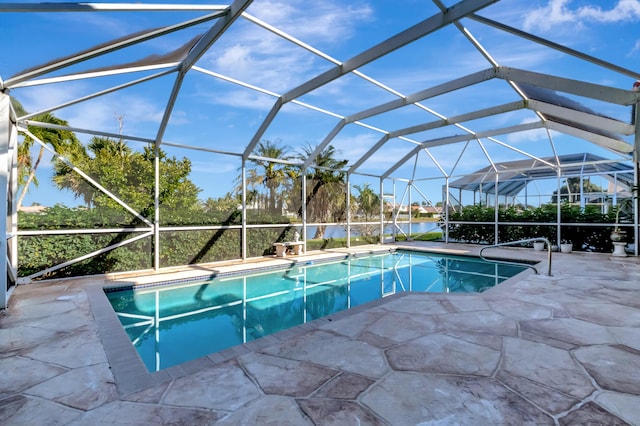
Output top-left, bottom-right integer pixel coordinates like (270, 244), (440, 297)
(19, 233), (153, 278)
(19, 203), (630, 280)
(18, 206), (294, 280)
(447, 204), (628, 252)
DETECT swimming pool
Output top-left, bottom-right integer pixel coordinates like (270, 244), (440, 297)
(105, 250), (528, 371)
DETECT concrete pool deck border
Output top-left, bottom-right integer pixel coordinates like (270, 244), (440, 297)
(2, 242), (639, 425)
(92, 245), (460, 394)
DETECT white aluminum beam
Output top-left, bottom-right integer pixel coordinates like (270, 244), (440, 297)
(471, 14), (640, 81)
(244, 0), (498, 162)
(346, 68), (497, 124)
(11, 63), (180, 89)
(496, 66), (639, 106)
(243, 99), (283, 160)
(545, 121), (634, 155)
(241, 13), (340, 66)
(282, 0), (498, 103)
(19, 231), (153, 284)
(0, 94), (10, 307)
(302, 120), (346, 168)
(527, 99), (634, 136)
(341, 70), (505, 174)
(244, 4), (504, 170)
(5, 10), (226, 87)
(24, 120), (155, 144)
(8, 109), (17, 293)
(449, 140), (471, 177)
(20, 128), (154, 227)
(18, 228), (152, 236)
(25, 119), (244, 157)
(195, 66), (343, 120)
(348, 97), (530, 176)
(0, 3), (228, 12)
(348, 135), (389, 174)
(248, 155), (301, 167)
(433, 0), (544, 123)
(152, 0), (252, 267)
(181, 2), (251, 72)
(20, 68), (177, 120)
(155, 0), (252, 146)
(486, 137), (557, 169)
(382, 121), (545, 179)
(389, 100), (524, 139)
(476, 139), (497, 172)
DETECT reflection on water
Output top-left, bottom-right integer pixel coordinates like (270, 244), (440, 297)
(106, 250), (526, 371)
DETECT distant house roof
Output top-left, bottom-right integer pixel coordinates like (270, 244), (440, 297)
(448, 153), (634, 197)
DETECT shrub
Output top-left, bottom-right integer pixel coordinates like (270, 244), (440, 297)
(447, 204), (625, 252)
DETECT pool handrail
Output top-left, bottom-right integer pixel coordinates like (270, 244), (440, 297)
(479, 237), (552, 276)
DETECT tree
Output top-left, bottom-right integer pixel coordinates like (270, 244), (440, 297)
(298, 144), (348, 239)
(203, 192), (240, 214)
(551, 177), (603, 204)
(12, 98), (83, 210)
(352, 183), (379, 221)
(53, 136), (200, 219)
(352, 183), (380, 237)
(244, 140), (292, 213)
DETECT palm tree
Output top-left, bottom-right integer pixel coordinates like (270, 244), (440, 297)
(245, 140), (292, 213)
(298, 144), (348, 239)
(13, 97), (83, 210)
(353, 183), (380, 221)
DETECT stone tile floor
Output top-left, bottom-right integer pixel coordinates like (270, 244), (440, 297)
(1, 242), (639, 425)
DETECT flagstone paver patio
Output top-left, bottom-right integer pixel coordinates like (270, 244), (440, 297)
(1, 242), (639, 425)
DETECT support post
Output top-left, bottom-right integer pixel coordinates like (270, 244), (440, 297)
(634, 87), (640, 255)
(9, 106), (17, 292)
(241, 158), (247, 260)
(0, 94), (11, 308)
(557, 170), (562, 248)
(494, 173), (499, 244)
(346, 173), (351, 248)
(153, 143), (160, 270)
(445, 177), (450, 243)
(408, 181), (412, 240)
(302, 170), (307, 244)
(392, 180), (397, 241)
(379, 178), (384, 244)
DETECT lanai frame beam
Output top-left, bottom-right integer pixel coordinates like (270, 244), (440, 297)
(242, 0), (500, 160)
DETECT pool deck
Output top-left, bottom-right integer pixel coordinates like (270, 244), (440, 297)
(1, 242), (640, 425)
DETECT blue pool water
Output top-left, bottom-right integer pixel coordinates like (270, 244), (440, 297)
(105, 250), (528, 371)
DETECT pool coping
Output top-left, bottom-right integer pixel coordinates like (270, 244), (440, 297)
(88, 244), (543, 396)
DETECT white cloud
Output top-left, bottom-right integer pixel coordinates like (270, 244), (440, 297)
(504, 118), (551, 145)
(629, 39), (640, 56)
(523, 0), (640, 32)
(17, 82), (167, 140)
(201, 87), (277, 111)
(577, 0), (640, 22)
(198, 0), (373, 102)
(72, 13), (133, 38)
(249, 0), (374, 44)
(334, 132), (381, 164)
(17, 84), (81, 115)
(523, 0), (577, 32)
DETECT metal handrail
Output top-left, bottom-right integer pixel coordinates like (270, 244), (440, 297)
(479, 237), (552, 276)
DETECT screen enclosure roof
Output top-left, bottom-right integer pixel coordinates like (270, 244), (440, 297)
(448, 153), (635, 197)
(1, 0), (639, 191)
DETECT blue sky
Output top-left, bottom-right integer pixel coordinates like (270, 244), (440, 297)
(2, 0), (639, 209)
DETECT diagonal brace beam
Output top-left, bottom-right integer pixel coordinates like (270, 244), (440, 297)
(282, 0), (499, 103)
